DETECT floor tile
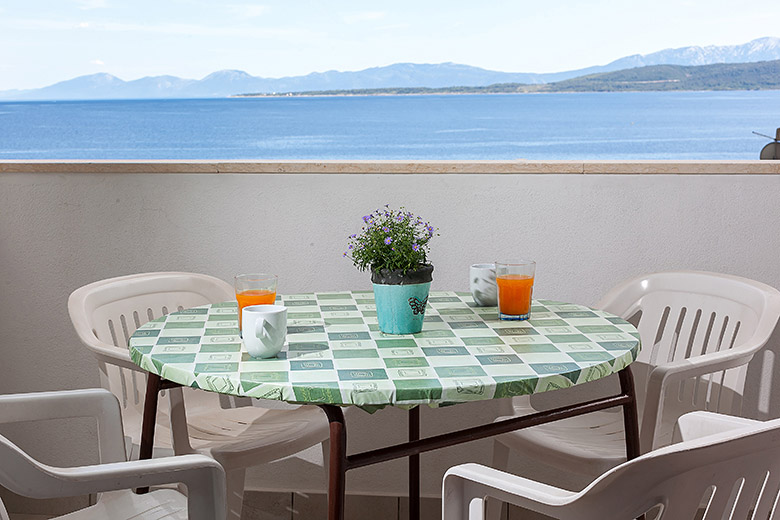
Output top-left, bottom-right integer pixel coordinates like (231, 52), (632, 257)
(292, 492), (398, 520)
(241, 491), (293, 520)
(508, 504), (554, 519)
(399, 496), (442, 520)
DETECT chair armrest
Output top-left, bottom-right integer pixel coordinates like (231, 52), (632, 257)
(443, 463), (578, 520)
(85, 336), (140, 371)
(673, 411), (761, 443)
(639, 347), (756, 450)
(650, 348), (757, 385)
(0, 389), (126, 463)
(1, 453), (226, 520)
(0, 388), (119, 424)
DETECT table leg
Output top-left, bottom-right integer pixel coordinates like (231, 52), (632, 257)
(408, 407), (420, 520)
(137, 372), (163, 494)
(318, 405), (348, 520)
(617, 369), (646, 520)
(315, 371), (639, 520)
(618, 366), (641, 460)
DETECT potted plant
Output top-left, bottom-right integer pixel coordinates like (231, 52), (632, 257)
(345, 206), (437, 334)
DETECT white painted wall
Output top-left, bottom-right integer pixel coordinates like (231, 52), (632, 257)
(2, 165), (780, 511)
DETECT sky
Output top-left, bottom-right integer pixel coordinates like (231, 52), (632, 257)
(0, 0), (778, 91)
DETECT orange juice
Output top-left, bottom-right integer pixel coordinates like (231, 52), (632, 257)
(497, 275), (534, 317)
(236, 289), (277, 328)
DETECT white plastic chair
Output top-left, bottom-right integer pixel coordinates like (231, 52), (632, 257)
(68, 272), (330, 520)
(491, 271), (780, 485)
(0, 388), (226, 520)
(444, 411), (780, 520)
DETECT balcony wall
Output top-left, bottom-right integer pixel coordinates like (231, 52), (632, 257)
(2, 160), (780, 512)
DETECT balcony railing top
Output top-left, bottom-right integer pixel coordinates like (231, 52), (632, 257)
(1, 160), (779, 175)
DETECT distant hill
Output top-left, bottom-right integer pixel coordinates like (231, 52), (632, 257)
(275, 60), (780, 96)
(537, 59), (780, 92)
(1, 37), (779, 100)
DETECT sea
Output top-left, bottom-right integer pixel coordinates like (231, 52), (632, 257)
(0, 91), (778, 160)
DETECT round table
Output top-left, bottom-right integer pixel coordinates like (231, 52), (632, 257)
(129, 290), (642, 520)
(129, 291), (640, 409)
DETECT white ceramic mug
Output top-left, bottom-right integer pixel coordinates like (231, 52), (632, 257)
(470, 263), (497, 306)
(242, 304), (287, 358)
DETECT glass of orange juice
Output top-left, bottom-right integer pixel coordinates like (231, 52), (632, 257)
(235, 273), (278, 334)
(496, 260), (536, 320)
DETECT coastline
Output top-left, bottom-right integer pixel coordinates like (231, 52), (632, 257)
(232, 87), (780, 98)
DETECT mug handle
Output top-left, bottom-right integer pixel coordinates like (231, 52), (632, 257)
(255, 317), (269, 341)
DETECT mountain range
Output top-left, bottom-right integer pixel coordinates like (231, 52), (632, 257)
(300, 59), (780, 96)
(1, 37), (779, 100)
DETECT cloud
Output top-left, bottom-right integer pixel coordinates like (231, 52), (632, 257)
(95, 21), (310, 39)
(377, 23), (411, 31)
(1, 17), (312, 40)
(229, 4), (268, 18)
(90, 59), (105, 65)
(343, 11), (387, 24)
(75, 0), (108, 9)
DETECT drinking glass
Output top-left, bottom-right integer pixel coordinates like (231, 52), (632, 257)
(495, 260), (536, 320)
(235, 273), (278, 333)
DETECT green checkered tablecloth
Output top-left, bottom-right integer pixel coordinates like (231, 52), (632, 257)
(128, 291), (640, 409)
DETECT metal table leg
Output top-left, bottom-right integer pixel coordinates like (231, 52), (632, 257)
(317, 365), (642, 520)
(409, 407), (420, 520)
(618, 366), (641, 459)
(137, 373), (163, 493)
(319, 405), (348, 520)
(137, 374), (182, 494)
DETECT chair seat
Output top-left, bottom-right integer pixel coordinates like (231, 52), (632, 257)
(496, 400), (674, 477)
(188, 405), (329, 466)
(55, 489), (188, 519)
(124, 398), (329, 467)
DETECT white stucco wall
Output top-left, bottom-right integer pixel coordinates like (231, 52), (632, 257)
(2, 162), (780, 509)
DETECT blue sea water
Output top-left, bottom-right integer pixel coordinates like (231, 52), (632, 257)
(0, 91), (778, 160)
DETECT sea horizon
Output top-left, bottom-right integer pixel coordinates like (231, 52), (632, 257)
(1, 90), (777, 161)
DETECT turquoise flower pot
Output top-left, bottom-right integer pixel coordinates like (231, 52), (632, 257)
(371, 265), (433, 335)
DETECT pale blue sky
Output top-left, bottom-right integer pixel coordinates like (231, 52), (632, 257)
(0, 0), (777, 90)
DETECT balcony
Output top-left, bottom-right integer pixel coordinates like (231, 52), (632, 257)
(1, 159), (780, 519)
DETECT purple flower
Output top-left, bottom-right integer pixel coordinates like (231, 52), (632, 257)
(396, 215), (404, 222)
(349, 233), (356, 238)
(342, 251), (348, 257)
(384, 236), (393, 245)
(382, 226), (390, 233)
(362, 215), (371, 222)
(348, 244), (353, 249)
(412, 243), (420, 251)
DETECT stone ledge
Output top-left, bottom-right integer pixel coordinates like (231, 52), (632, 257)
(1, 160), (778, 175)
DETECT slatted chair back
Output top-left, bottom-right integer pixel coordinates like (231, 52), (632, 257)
(596, 270), (780, 449)
(68, 271), (236, 456)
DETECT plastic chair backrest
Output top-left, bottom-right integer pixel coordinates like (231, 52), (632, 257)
(68, 272), (235, 446)
(575, 417), (780, 519)
(596, 271), (780, 444)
